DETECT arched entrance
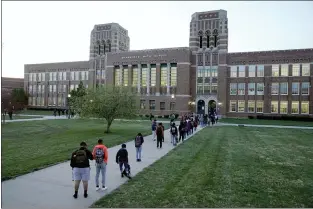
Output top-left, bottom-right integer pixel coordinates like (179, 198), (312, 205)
(208, 100), (216, 115)
(197, 100), (205, 115)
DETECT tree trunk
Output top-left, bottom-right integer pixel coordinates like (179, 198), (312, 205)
(105, 119), (114, 133)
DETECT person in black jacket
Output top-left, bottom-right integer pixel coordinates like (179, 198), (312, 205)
(135, 133), (144, 162)
(170, 123), (178, 146)
(116, 144), (130, 178)
(70, 141), (93, 199)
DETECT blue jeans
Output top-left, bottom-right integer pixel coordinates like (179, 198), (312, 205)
(171, 134), (177, 146)
(136, 146), (142, 160)
(119, 162), (129, 172)
(95, 162), (106, 186)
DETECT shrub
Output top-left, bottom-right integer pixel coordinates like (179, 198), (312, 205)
(175, 114), (179, 119)
(248, 116), (255, 119)
(256, 114), (313, 122)
(145, 114), (150, 118)
(164, 115), (169, 118)
(157, 115), (162, 118)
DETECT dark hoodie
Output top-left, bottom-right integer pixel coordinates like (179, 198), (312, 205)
(116, 147), (128, 163)
(70, 147), (93, 168)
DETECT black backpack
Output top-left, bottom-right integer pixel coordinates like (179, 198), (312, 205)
(74, 150), (87, 165)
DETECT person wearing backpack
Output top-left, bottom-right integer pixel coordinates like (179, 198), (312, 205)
(170, 123), (178, 146)
(134, 133), (144, 162)
(70, 141), (94, 199)
(151, 120), (157, 141)
(156, 123), (164, 148)
(116, 144), (129, 178)
(92, 139), (108, 191)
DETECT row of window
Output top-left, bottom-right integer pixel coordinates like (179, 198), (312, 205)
(28, 71), (89, 82)
(197, 67), (218, 79)
(229, 82), (311, 96)
(229, 100), (310, 114)
(140, 100), (176, 111)
(28, 96), (67, 107)
(230, 63), (310, 78)
(96, 70), (106, 80)
(28, 84), (89, 94)
(114, 64), (177, 87)
(197, 83), (217, 94)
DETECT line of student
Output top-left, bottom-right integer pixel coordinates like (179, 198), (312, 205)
(70, 134), (143, 199)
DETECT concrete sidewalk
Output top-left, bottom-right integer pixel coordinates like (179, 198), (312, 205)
(219, 122), (313, 130)
(2, 126), (204, 209)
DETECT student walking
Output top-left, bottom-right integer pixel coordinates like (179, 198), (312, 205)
(170, 123), (178, 146)
(116, 144), (130, 178)
(156, 123), (164, 148)
(92, 139), (108, 191)
(70, 141), (94, 199)
(135, 133), (144, 162)
(151, 120), (157, 141)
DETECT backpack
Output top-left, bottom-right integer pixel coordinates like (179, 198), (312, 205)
(152, 123), (156, 131)
(171, 126), (176, 134)
(74, 150), (87, 165)
(156, 126), (163, 136)
(135, 136), (142, 147)
(95, 148), (105, 164)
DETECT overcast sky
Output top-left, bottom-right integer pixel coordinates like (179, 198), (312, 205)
(2, 1), (313, 78)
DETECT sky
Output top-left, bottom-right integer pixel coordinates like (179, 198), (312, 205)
(2, 1), (313, 78)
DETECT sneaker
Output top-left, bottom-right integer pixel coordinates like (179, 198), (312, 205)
(101, 186), (108, 191)
(121, 172), (124, 178)
(138, 159), (141, 162)
(84, 193), (88, 198)
(96, 186), (100, 191)
(73, 193), (78, 199)
(136, 159), (140, 162)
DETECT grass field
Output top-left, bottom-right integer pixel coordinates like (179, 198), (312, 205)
(92, 126), (313, 208)
(19, 110), (54, 116)
(1, 119), (168, 181)
(220, 118), (313, 127)
(1, 115), (43, 120)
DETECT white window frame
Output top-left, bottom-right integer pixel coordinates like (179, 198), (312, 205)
(280, 64), (289, 77)
(230, 83), (237, 95)
(292, 64), (300, 76)
(238, 65), (245, 77)
(248, 100), (255, 113)
(291, 101), (299, 114)
(256, 101), (264, 113)
(272, 65), (279, 77)
(248, 65), (255, 77)
(271, 83), (279, 95)
(229, 100), (237, 112)
(238, 83), (245, 95)
(280, 101), (288, 114)
(257, 65), (264, 77)
(301, 101), (309, 114)
(230, 66), (237, 78)
(280, 82), (288, 95)
(301, 64), (310, 76)
(256, 83), (264, 95)
(271, 101), (279, 113)
(291, 82), (299, 95)
(238, 100), (245, 112)
(301, 82), (310, 95)
(248, 83), (255, 95)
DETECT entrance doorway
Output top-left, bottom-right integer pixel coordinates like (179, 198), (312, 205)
(208, 100), (216, 114)
(197, 100), (205, 115)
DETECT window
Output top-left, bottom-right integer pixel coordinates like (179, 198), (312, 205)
(301, 101), (309, 114)
(230, 83), (237, 95)
(257, 65), (264, 77)
(114, 67), (121, 86)
(85, 84), (88, 89)
(140, 100), (145, 109)
(292, 83), (299, 95)
(32, 97), (36, 106)
(53, 72), (57, 81)
(28, 85), (33, 94)
(248, 100), (255, 113)
(280, 82), (288, 95)
(170, 102), (175, 111)
(230, 66), (237, 77)
(150, 65), (156, 87)
(229, 100), (236, 112)
(75, 72), (79, 80)
(41, 73), (45, 81)
(71, 72), (75, 81)
(281, 64), (289, 76)
(38, 85), (42, 94)
(291, 101), (299, 114)
(248, 65), (255, 77)
(160, 64), (167, 87)
(96, 70), (101, 80)
(302, 64), (310, 76)
(272, 65), (279, 77)
(41, 97), (45, 106)
(160, 102), (165, 110)
(49, 72), (53, 81)
(149, 100), (155, 110)
(256, 101), (263, 113)
(58, 72), (62, 81)
(86, 71), (89, 80)
(280, 101), (288, 114)
(206, 35), (210, 48)
(141, 65), (147, 87)
(238, 83), (245, 95)
(38, 73), (42, 82)
(301, 82), (310, 95)
(63, 85), (66, 93)
(29, 73), (33, 81)
(81, 71), (85, 80)
(123, 67), (128, 86)
(238, 100), (245, 112)
(53, 85), (57, 93)
(33, 73), (36, 81)
(199, 36), (202, 48)
(238, 66), (245, 77)
(132, 66), (138, 87)
(248, 83), (255, 95)
(101, 70), (105, 80)
(271, 83), (279, 95)
(49, 85), (53, 92)
(58, 96), (62, 107)
(271, 101), (278, 113)
(292, 64), (300, 76)
(211, 67), (218, 77)
(170, 64), (177, 86)
(70, 84), (75, 91)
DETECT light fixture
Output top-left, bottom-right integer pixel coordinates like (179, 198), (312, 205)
(68, 94), (71, 98)
(171, 94), (175, 99)
(218, 102), (222, 106)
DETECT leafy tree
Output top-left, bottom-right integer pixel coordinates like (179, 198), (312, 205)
(78, 85), (137, 133)
(68, 81), (86, 114)
(11, 88), (28, 105)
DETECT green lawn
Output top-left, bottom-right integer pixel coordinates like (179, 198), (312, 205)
(1, 119), (168, 181)
(19, 109), (55, 116)
(220, 118), (313, 127)
(1, 115), (43, 120)
(92, 126), (313, 208)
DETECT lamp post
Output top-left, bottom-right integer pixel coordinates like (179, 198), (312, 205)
(67, 94), (71, 119)
(217, 102), (222, 117)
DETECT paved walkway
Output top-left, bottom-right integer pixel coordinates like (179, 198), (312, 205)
(218, 122), (313, 130)
(2, 126), (205, 209)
